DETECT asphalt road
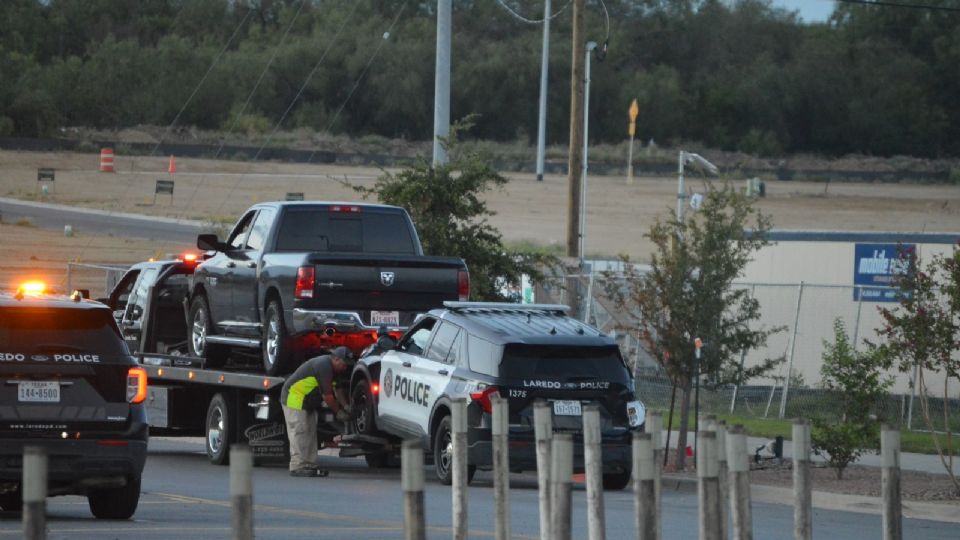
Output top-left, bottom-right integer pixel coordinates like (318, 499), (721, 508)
(0, 197), (201, 243)
(0, 438), (957, 539)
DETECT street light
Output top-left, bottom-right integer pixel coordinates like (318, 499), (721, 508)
(676, 151), (718, 224)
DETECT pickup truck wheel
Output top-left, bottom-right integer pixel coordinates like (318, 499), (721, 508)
(263, 300), (292, 376)
(602, 469), (632, 490)
(0, 486), (22, 512)
(433, 416), (476, 485)
(351, 380), (377, 436)
(206, 393), (236, 465)
(188, 295), (227, 368)
(88, 476), (141, 519)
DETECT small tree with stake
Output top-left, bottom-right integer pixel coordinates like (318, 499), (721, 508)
(874, 245), (960, 494)
(601, 184), (782, 469)
(812, 318), (892, 480)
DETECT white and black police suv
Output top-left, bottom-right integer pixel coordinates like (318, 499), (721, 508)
(0, 282), (148, 519)
(349, 302), (644, 489)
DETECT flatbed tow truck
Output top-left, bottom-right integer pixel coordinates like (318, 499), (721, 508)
(104, 257), (396, 465)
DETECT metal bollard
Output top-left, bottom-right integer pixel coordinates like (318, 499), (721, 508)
(230, 445), (254, 540)
(633, 432), (657, 540)
(550, 433), (574, 540)
(647, 410), (663, 540)
(697, 431), (721, 540)
(451, 398), (469, 540)
(881, 425), (902, 540)
(22, 446), (46, 540)
(534, 400), (553, 540)
(727, 426), (753, 540)
(402, 440), (426, 540)
(793, 419), (811, 540)
(492, 396), (511, 540)
(716, 421), (729, 540)
(583, 404), (606, 540)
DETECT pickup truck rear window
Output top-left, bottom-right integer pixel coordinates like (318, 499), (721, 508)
(0, 307), (129, 360)
(500, 344), (631, 383)
(275, 209), (416, 254)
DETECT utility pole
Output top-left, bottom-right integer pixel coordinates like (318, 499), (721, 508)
(433, 0), (452, 168)
(566, 0), (586, 259)
(535, 0), (551, 182)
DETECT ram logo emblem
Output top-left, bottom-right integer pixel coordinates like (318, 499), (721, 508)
(380, 272), (396, 286)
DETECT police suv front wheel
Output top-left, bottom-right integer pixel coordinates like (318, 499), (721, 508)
(433, 416), (476, 485)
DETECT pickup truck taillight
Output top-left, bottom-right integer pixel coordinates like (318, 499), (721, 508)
(458, 270), (470, 301)
(469, 385), (499, 414)
(295, 266), (315, 299)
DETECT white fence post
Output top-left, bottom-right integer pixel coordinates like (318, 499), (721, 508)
(634, 432), (656, 540)
(793, 420), (811, 540)
(697, 431), (721, 540)
(492, 396), (511, 540)
(22, 446), (46, 540)
(727, 426), (753, 540)
(584, 404), (606, 540)
(534, 400), (553, 540)
(882, 425), (902, 540)
(550, 433), (574, 540)
(402, 440), (425, 540)
(451, 398), (469, 540)
(648, 410), (663, 540)
(230, 445), (254, 540)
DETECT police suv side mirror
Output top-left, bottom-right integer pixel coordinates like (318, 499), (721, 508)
(197, 234), (223, 252)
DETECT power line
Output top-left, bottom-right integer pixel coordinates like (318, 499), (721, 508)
(835, 0), (960, 13)
(494, 0), (574, 24)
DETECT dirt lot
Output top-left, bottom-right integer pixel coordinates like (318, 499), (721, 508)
(1, 148), (959, 293)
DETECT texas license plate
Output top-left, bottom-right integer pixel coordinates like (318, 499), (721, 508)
(18, 381), (60, 403)
(553, 400), (582, 416)
(371, 310), (400, 326)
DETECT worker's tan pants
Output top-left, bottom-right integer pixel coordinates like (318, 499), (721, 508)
(282, 405), (318, 471)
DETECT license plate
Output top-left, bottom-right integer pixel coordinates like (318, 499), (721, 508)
(371, 310), (400, 326)
(553, 400), (582, 416)
(18, 381), (60, 403)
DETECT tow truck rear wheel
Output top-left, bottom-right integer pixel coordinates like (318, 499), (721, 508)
(206, 393), (237, 465)
(433, 415), (476, 485)
(188, 295), (227, 368)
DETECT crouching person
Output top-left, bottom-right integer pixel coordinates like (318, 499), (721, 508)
(280, 346), (354, 477)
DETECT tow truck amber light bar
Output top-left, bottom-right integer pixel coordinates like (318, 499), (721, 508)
(295, 266), (315, 299)
(126, 367), (148, 404)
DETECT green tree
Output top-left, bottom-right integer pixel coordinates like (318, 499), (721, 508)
(601, 183), (781, 469)
(875, 246), (960, 493)
(812, 319), (892, 480)
(350, 119), (554, 301)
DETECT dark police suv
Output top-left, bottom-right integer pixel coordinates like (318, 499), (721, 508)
(0, 283), (148, 519)
(351, 302), (645, 489)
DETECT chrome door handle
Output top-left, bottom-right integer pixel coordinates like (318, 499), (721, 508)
(438, 369), (449, 376)
(402, 361), (412, 368)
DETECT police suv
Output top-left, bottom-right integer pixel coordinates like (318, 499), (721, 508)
(0, 283), (148, 519)
(350, 302), (644, 489)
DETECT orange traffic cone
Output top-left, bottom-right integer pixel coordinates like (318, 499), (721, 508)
(168, 155), (177, 174)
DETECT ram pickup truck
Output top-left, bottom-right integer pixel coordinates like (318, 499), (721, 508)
(187, 201), (469, 376)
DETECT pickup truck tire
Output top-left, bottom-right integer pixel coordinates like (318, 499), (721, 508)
(88, 476), (141, 519)
(188, 295), (228, 368)
(206, 393), (236, 465)
(602, 469), (632, 490)
(0, 486), (22, 512)
(433, 416), (476, 485)
(263, 300), (293, 376)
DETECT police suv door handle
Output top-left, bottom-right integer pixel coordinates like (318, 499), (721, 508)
(226, 261), (236, 268)
(402, 361), (412, 367)
(438, 369), (449, 376)
(246, 261), (257, 268)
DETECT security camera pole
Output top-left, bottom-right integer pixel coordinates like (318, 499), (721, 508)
(566, 0), (586, 261)
(535, 0), (551, 182)
(432, 0), (452, 167)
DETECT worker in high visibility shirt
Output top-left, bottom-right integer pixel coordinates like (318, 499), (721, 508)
(280, 346), (353, 477)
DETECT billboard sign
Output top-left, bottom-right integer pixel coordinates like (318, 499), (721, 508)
(853, 243), (913, 302)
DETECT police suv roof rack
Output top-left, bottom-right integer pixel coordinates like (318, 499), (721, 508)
(442, 301), (570, 314)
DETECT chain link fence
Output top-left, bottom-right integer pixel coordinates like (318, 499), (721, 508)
(64, 262), (127, 299)
(539, 268), (960, 431)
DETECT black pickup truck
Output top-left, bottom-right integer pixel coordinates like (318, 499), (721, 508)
(187, 201), (469, 375)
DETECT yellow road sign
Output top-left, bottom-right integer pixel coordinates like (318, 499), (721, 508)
(628, 99), (639, 122)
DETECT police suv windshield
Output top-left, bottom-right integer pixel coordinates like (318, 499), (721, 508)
(0, 307), (129, 360)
